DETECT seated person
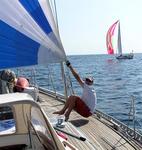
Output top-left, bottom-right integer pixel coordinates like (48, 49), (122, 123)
(13, 77), (29, 92)
(14, 77), (38, 100)
(0, 70), (16, 94)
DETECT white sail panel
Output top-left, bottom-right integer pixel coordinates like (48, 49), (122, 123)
(19, 0), (64, 50)
(39, 0), (60, 39)
(117, 22), (122, 55)
(0, 0), (66, 69)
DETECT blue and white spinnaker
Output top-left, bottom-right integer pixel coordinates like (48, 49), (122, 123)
(0, 0), (66, 69)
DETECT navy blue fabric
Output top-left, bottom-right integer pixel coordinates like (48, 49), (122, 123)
(20, 0), (52, 35)
(0, 20), (40, 69)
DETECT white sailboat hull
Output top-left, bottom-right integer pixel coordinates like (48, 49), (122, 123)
(116, 53), (134, 59)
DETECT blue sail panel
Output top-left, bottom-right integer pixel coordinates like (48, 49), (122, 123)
(19, 0), (52, 35)
(0, 20), (40, 69)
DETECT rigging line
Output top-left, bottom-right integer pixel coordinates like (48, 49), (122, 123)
(113, 134), (139, 150)
(114, 142), (130, 149)
(47, 65), (57, 94)
(51, 0), (64, 49)
(31, 67), (37, 86)
(113, 136), (130, 149)
(61, 62), (68, 100)
(49, 0), (56, 26)
(31, 68), (39, 101)
(102, 136), (132, 150)
(132, 96), (136, 133)
(52, 0), (59, 34)
(66, 67), (75, 95)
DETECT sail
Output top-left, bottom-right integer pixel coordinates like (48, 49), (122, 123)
(117, 22), (122, 55)
(106, 20), (119, 54)
(0, 0), (66, 69)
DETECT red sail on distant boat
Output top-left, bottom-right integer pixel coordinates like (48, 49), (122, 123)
(106, 20), (119, 54)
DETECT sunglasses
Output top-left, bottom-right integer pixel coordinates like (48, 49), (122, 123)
(85, 78), (93, 83)
(16, 87), (24, 92)
(8, 78), (15, 83)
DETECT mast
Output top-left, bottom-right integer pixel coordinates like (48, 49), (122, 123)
(117, 21), (122, 55)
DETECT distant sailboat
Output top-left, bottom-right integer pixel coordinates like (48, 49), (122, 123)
(106, 20), (134, 59)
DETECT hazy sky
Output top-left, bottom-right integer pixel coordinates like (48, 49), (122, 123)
(55, 0), (142, 55)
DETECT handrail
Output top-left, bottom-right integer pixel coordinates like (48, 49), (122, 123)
(95, 110), (142, 145)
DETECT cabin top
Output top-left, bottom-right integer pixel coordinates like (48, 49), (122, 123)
(0, 93), (35, 105)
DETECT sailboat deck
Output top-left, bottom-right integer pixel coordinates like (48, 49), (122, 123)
(39, 91), (142, 150)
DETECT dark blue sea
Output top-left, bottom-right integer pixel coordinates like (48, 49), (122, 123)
(18, 54), (142, 133)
